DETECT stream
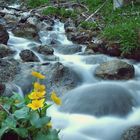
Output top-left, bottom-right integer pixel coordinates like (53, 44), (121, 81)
(2, 3), (140, 140)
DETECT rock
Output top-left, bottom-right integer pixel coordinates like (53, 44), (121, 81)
(123, 48), (140, 61)
(59, 83), (135, 117)
(0, 0), (16, 5)
(89, 41), (121, 57)
(68, 31), (93, 44)
(14, 62), (82, 95)
(0, 44), (15, 58)
(0, 83), (6, 95)
(0, 24), (9, 45)
(37, 19), (54, 31)
(0, 59), (19, 83)
(54, 44), (82, 54)
(19, 49), (40, 62)
(121, 126), (140, 140)
(12, 23), (39, 41)
(95, 60), (135, 80)
(33, 45), (54, 55)
(64, 19), (76, 33)
(4, 14), (20, 24)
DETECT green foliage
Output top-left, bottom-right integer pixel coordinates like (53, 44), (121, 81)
(80, 21), (99, 30)
(42, 7), (77, 18)
(0, 93), (59, 140)
(0, 71), (61, 140)
(27, 0), (49, 8)
(101, 4), (140, 54)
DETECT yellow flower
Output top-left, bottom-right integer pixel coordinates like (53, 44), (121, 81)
(27, 98), (45, 110)
(46, 122), (52, 128)
(31, 71), (45, 79)
(28, 91), (46, 100)
(34, 82), (46, 92)
(15, 100), (20, 104)
(51, 91), (62, 105)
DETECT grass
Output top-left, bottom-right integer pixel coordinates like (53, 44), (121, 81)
(101, 4), (140, 54)
(27, 0), (49, 8)
(42, 7), (77, 18)
(27, 0), (140, 55)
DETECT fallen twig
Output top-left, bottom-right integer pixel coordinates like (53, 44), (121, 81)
(85, 0), (108, 21)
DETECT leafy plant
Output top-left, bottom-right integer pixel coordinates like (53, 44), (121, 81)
(0, 71), (61, 140)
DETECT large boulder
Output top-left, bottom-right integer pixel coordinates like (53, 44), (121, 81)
(19, 49), (40, 62)
(0, 44), (15, 58)
(121, 126), (140, 140)
(59, 83), (135, 117)
(0, 59), (19, 83)
(12, 23), (39, 41)
(95, 60), (135, 80)
(14, 62), (82, 95)
(0, 24), (9, 45)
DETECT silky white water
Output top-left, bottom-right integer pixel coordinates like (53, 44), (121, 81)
(7, 20), (140, 140)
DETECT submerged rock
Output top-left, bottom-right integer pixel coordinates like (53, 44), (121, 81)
(0, 24), (9, 45)
(95, 60), (135, 80)
(19, 49), (40, 62)
(54, 44), (82, 54)
(122, 126), (140, 140)
(59, 83), (135, 117)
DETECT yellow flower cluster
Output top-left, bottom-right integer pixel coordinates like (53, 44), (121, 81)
(27, 71), (46, 110)
(27, 71), (62, 111)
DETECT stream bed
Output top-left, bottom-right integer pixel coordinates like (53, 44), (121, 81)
(1, 3), (140, 140)
(6, 20), (140, 140)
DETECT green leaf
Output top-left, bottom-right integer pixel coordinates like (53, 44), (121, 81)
(31, 115), (51, 128)
(2, 116), (17, 128)
(14, 107), (29, 119)
(46, 129), (60, 140)
(12, 92), (24, 101)
(41, 103), (52, 116)
(0, 126), (9, 139)
(33, 132), (48, 140)
(3, 103), (11, 111)
(13, 128), (28, 138)
(34, 130), (59, 140)
(29, 111), (39, 127)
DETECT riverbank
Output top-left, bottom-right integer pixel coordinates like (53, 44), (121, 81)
(22, 0), (140, 61)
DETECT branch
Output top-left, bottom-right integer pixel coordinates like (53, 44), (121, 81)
(0, 104), (12, 116)
(85, 0), (108, 21)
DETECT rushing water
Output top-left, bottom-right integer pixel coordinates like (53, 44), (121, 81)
(7, 18), (140, 140)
